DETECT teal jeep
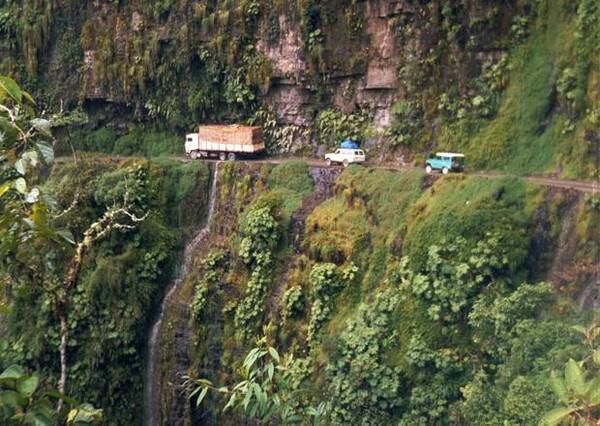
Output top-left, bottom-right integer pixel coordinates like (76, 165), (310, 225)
(425, 152), (465, 174)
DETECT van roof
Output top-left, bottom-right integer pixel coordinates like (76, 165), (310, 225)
(436, 152), (464, 157)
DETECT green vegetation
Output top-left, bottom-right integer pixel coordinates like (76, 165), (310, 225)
(315, 108), (374, 149)
(62, 126), (183, 157)
(1, 80), (211, 423)
(3, 158), (210, 423)
(189, 336), (327, 425)
(180, 162), (597, 425)
(1, 0), (599, 423)
(440, 0), (599, 178)
(266, 161), (314, 218)
(403, 176), (531, 272)
(0, 364), (103, 425)
(0, 77), (104, 424)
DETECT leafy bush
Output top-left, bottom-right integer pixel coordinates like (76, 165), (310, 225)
(306, 263), (344, 347)
(403, 234), (511, 323)
(113, 127), (183, 157)
(387, 100), (424, 147)
(76, 128), (116, 153)
(324, 288), (403, 426)
(0, 364), (103, 425)
(235, 204), (281, 342)
(469, 282), (555, 358)
(282, 286), (305, 319)
(191, 249), (229, 321)
(315, 108), (373, 148)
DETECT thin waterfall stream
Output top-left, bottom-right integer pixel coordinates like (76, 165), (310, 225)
(144, 163), (219, 426)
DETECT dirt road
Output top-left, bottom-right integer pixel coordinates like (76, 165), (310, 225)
(263, 157), (599, 194)
(56, 155), (599, 194)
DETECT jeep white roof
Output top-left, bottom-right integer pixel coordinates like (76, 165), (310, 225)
(435, 152), (464, 157)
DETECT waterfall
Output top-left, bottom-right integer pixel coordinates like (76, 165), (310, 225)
(144, 162), (219, 426)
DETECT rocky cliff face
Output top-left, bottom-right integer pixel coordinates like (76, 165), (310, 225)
(3, 1), (596, 177)
(19, 1), (517, 136)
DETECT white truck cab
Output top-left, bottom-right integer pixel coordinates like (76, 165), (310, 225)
(185, 134), (199, 157)
(325, 148), (366, 167)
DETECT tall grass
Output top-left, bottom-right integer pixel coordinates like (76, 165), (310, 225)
(467, 1), (571, 174)
(460, 0), (599, 179)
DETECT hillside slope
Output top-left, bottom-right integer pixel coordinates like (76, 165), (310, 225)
(0, 154), (597, 424)
(153, 161), (598, 425)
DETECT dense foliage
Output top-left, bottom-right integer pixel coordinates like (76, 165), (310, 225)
(1, 0), (599, 423)
(0, 79), (211, 423)
(182, 161), (598, 425)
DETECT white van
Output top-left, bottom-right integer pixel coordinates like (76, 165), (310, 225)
(325, 148), (366, 167)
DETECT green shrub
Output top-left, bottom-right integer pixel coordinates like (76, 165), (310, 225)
(77, 127), (115, 152)
(112, 130), (141, 156)
(282, 285), (305, 319)
(403, 176), (531, 273)
(387, 100), (424, 147)
(315, 108), (373, 148)
(324, 288), (403, 426)
(267, 161), (313, 195)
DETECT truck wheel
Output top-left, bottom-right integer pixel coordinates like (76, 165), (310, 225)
(343, 159), (349, 168)
(190, 150), (199, 160)
(227, 152), (236, 161)
(425, 165), (432, 174)
(219, 152), (226, 161)
(442, 167), (449, 175)
(326, 158), (332, 166)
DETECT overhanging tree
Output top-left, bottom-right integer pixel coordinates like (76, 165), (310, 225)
(0, 75), (146, 419)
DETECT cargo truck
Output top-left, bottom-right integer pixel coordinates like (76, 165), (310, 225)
(185, 125), (265, 161)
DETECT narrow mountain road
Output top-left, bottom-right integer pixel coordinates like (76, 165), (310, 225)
(263, 157), (599, 194)
(56, 155), (599, 194)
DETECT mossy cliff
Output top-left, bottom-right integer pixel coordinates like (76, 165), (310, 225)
(0, 158), (212, 424)
(0, 0), (597, 177)
(0, 157), (597, 424)
(154, 161), (598, 425)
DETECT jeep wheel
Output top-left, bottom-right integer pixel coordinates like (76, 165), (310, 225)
(442, 167), (449, 175)
(326, 158), (332, 166)
(219, 152), (226, 161)
(227, 152), (236, 161)
(190, 150), (199, 160)
(343, 159), (349, 168)
(425, 165), (432, 174)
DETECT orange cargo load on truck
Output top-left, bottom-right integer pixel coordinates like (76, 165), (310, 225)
(198, 125), (264, 146)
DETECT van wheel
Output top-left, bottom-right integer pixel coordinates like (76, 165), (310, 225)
(343, 159), (349, 167)
(219, 152), (226, 161)
(190, 150), (199, 160)
(442, 167), (449, 175)
(326, 158), (332, 166)
(227, 152), (236, 161)
(425, 165), (432, 174)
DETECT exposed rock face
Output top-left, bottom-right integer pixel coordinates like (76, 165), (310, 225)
(70, 0), (516, 147)
(254, 1), (407, 130)
(250, 0), (515, 134)
(256, 14), (306, 81)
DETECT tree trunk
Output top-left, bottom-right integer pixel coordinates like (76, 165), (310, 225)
(57, 315), (68, 413)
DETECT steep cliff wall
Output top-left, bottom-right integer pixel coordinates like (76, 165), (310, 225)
(158, 162), (599, 425)
(0, 0), (597, 174)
